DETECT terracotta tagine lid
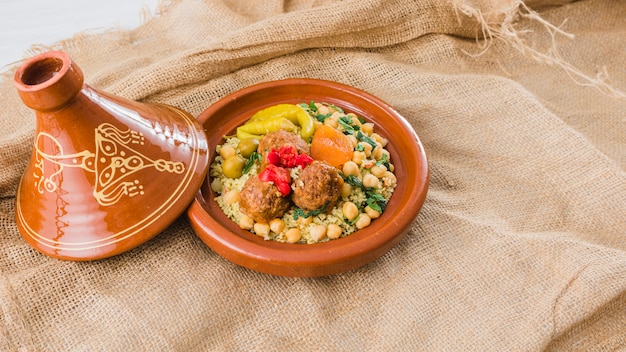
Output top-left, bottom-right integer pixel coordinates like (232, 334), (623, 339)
(13, 51), (209, 261)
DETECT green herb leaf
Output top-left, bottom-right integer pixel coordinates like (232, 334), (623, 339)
(293, 203), (328, 220)
(375, 153), (390, 170)
(338, 118), (355, 135)
(357, 131), (377, 148)
(242, 151), (261, 174)
(341, 174), (363, 188)
(316, 113), (331, 122)
(366, 198), (382, 213)
(365, 191), (387, 212)
(340, 115), (359, 131)
(366, 191), (385, 203)
(340, 172), (388, 214)
(331, 104), (344, 113)
(293, 207), (305, 220)
(345, 214), (360, 226)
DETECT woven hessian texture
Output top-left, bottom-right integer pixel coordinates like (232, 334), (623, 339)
(0, 0), (625, 350)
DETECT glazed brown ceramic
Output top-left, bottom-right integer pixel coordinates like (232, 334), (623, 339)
(14, 51), (209, 261)
(187, 78), (429, 277)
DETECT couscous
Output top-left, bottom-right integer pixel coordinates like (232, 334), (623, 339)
(209, 101), (397, 244)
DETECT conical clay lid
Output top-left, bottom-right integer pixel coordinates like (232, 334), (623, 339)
(14, 51), (209, 260)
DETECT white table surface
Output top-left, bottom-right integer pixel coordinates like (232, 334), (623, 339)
(0, 0), (159, 73)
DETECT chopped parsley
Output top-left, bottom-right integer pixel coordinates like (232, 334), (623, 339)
(375, 153), (390, 170)
(365, 191), (386, 212)
(315, 113), (332, 122)
(356, 131), (377, 148)
(299, 101), (318, 114)
(341, 174), (363, 188)
(338, 117), (356, 135)
(340, 173), (389, 216)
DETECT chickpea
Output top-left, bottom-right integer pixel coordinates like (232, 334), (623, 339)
(342, 161), (359, 177)
(372, 145), (383, 160)
(365, 205), (381, 219)
(298, 216), (313, 225)
(340, 183), (352, 198)
(357, 142), (373, 157)
(352, 151), (366, 165)
(355, 213), (372, 229)
(254, 223), (270, 237)
(237, 138), (259, 158)
(222, 155), (245, 179)
(362, 173), (380, 189)
(313, 120), (323, 131)
(342, 202), (359, 221)
(361, 122), (374, 136)
(383, 171), (397, 187)
(348, 113), (361, 127)
(372, 133), (388, 147)
(317, 104), (329, 115)
(219, 145), (237, 160)
(381, 149), (391, 161)
(324, 116), (339, 129)
(239, 214), (254, 230)
(346, 134), (358, 147)
(326, 224), (342, 239)
(269, 218), (285, 234)
(210, 178), (223, 193)
(223, 189), (240, 205)
(370, 165), (387, 178)
(330, 111), (343, 120)
(362, 159), (376, 169)
(309, 224), (327, 242)
(285, 228), (301, 243)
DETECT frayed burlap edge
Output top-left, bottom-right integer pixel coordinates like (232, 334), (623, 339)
(0, 0), (626, 99)
(452, 0), (626, 100)
(2, 0), (624, 101)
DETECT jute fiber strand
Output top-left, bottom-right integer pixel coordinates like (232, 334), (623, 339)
(0, 0), (625, 350)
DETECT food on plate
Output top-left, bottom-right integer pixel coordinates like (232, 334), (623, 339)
(239, 175), (291, 223)
(292, 160), (343, 211)
(210, 101), (397, 244)
(258, 129), (310, 165)
(310, 125), (353, 168)
(236, 103), (314, 141)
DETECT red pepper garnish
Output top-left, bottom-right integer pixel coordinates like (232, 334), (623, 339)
(259, 164), (292, 196)
(266, 149), (281, 166)
(294, 153), (313, 167)
(261, 144), (312, 197)
(267, 145), (313, 168)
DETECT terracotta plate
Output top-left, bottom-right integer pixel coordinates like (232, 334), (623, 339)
(186, 78), (428, 277)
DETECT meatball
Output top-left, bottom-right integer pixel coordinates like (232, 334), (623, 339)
(292, 161), (344, 211)
(239, 176), (291, 223)
(258, 130), (309, 163)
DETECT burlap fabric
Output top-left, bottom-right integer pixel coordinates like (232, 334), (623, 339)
(0, 0), (625, 350)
